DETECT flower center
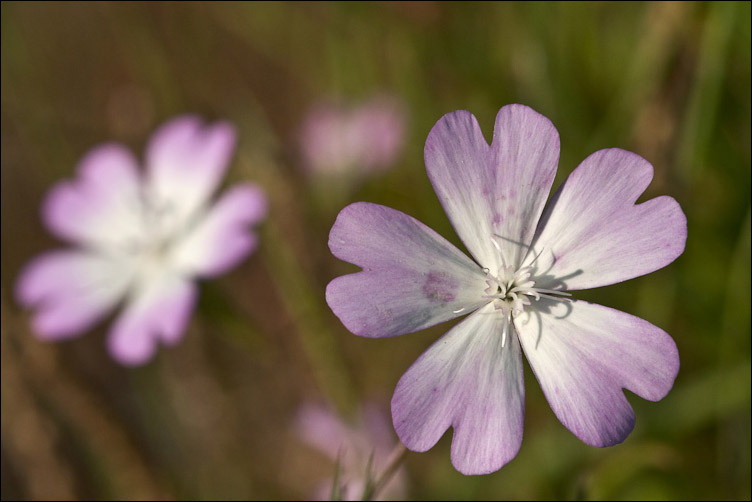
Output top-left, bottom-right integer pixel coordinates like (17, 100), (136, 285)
(483, 264), (540, 315)
(482, 237), (571, 347)
(119, 197), (182, 279)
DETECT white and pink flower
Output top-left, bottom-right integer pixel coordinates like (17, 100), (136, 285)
(325, 104), (687, 475)
(16, 116), (266, 366)
(299, 97), (405, 177)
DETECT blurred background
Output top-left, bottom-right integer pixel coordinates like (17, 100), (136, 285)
(1, 2), (750, 500)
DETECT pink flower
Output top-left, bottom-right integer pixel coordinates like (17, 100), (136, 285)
(296, 403), (407, 501)
(16, 116), (267, 366)
(325, 105), (687, 474)
(299, 97), (405, 176)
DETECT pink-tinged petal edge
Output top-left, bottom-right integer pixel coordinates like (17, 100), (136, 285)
(15, 250), (132, 340)
(392, 303), (525, 475)
(527, 148), (687, 291)
(424, 105), (559, 272)
(107, 274), (197, 366)
(171, 183), (267, 278)
(42, 143), (143, 248)
(145, 115), (237, 228)
(326, 202), (489, 338)
(516, 299), (679, 447)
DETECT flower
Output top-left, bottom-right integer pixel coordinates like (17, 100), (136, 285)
(296, 402), (407, 501)
(16, 116), (267, 366)
(325, 104), (687, 475)
(299, 96), (406, 177)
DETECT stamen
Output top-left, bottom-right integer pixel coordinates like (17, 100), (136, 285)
(533, 288), (571, 297)
(452, 307), (466, 314)
(501, 314), (510, 348)
(512, 288), (540, 301)
(514, 270), (532, 282)
(537, 292), (573, 302)
(499, 282), (508, 296)
(527, 247), (544, 266)
(491, 234), (508, 268)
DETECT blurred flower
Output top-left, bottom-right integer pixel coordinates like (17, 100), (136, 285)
(297, 403), (407, 501)
(299, 97), (405, 177)
(325, 104), (687, 474)
(16, 116), (267, 366)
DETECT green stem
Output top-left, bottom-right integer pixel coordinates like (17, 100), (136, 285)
(361, 443), (408, 501)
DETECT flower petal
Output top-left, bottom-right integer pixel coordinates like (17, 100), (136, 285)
(424, 105), (559, 271)
(107, 273), (197, 366)
(299, 104), (356, 175)
(392, 303), (525, 475)
(326, 202), (488, 338)
(515, 299), (679, 447)
(350, 97), (406, 171)
(296, 403), (352, 460)
(145, 115), (237, 233)
(42, 144), (143, 249)
(15, 250), (134, 339)
(527, 149), (687, 290)
(170, 183), (267, 278)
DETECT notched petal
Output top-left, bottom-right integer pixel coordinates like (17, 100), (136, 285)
(15, 250), (134, 340)
(516, 299), (679, 447)
(392, 304), (526, 474)
(326, 202), (488, 338)
(107, 274), (197, 366)
(425, 105), (560, 271)
(528, 148), (687, 290)
(42, 143), (143, 248)
(145, 115), (238, 232)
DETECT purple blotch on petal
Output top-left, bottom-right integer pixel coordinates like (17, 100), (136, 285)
(422, 271), (457, 304)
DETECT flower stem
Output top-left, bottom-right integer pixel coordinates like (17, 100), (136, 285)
(360, 443), (408, 501)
